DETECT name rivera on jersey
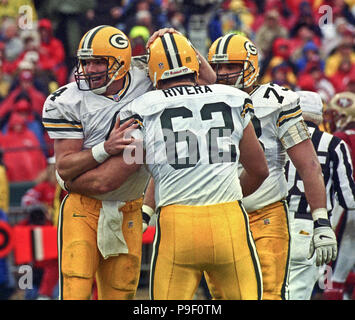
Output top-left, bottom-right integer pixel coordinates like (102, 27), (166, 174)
(162, 85), (213, 98)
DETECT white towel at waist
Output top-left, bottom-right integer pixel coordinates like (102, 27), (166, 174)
(97, 200), (128, 259)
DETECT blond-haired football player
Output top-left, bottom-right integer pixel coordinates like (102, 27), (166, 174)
(43, 25), (216, 300)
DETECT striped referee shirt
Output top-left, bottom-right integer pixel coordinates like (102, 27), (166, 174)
(285, 121), (355, 220)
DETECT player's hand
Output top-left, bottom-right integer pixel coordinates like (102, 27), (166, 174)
(105, 117), (138, 155)
(142, 205), (154, 233)
(146, 28), (182, 49)
(308, 224), (337, 266)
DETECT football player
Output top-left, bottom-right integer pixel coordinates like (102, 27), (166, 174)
(118, 33), (269, 300)
(207, 33), (337, 300)
(43, 25), (216, 300)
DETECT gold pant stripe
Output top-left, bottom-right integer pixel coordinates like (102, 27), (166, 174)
(280, 200), (291, 300)
(150, 201), (263, 300)
(248, 199), (291, 300)
(239, 201), (263, 299)
(58, 193), (69, 300)
(149, 207), (161, 300)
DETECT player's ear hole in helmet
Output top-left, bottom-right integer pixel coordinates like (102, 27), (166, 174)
(208, 33), (259, 89)
(147, 33), (200, 89)
(74, 25), (132, 95)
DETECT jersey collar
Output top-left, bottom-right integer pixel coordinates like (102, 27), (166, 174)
(106, 72), (131, 102)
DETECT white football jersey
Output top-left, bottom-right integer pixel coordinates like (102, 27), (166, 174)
(42, 66), (153, 201)
(241, 83), (304, 212)
(120, 84), (253, 209)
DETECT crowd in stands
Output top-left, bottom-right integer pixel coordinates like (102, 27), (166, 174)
(0, 0), (354, 299)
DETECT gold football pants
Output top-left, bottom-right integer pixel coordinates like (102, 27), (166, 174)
(58, 193), (143, 300)
(150, 201), (262, 300)
(248, 200), (290, 300)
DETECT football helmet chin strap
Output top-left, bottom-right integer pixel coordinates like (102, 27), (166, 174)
(92, 68), (122, 95)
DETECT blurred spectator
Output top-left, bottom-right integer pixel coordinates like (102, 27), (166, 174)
(295, 41), (325, 73)
(218, 8), (247, 37)
(260, 37), (298, 80)
(37, 18), (67, 87)
(0, 98), (47, 156)
(127, 9), (155, 56)
(325, 39), (355, 79)
(261, 56), (296, 85)
(35, 0), (96, 71)
(12, 29), (40, 72)
(289, 24), (321, 63)
(298, 62), (335, 103)
(251, 0), (290, 32)
(0, 112), (46, 182)
(135, 9), (155, 35)
(169, 11), (187, 36)
(129, 26), (150, 56)
(297, 73), (316, 92)
(0, 42), (12, 102)
(269, 62), (297, 90)
(164, 0), (187, 35)
(0, 63), (46, 119)
(0, 148), (9, 213)
(83, 1), (124, 30)
(227, 0), (254, 33)
(10, 29), (53, 94)
(254, 10), (288, 60)
(289, 1), (322, 40)
(208, 10), (223, 42)
(330, 57), (355, 93)
(0, 18), (24, 62)
(0, 40), (12, 76)
(120, 0), (167, 34)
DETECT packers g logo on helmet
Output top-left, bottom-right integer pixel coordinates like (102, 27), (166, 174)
(109, 34), (129, 49)
(208, 33), (259, 89)
(74, 25), (131, 94)
(147, 33), (200, 88)
(244, 41), (258, 56)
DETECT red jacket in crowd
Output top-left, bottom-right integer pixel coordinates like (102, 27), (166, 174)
(0, 112), (46, 182)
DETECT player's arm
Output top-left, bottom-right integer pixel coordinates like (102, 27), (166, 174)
(287, 138), (326, 212)
(62, 118), (143, 194)
(239, 122), (269, 197)
(195, 49), (216, 85)
(285, 125), (337, 266)
(64, 154), (142, 195)
(55, 118), (137, 181)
